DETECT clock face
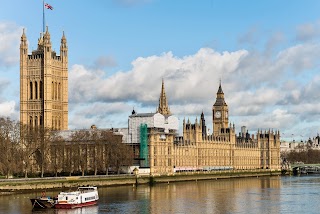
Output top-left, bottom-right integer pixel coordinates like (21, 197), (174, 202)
(215, 111), (221, 118)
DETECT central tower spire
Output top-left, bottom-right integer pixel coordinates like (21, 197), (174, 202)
(157, 79), (171, 116)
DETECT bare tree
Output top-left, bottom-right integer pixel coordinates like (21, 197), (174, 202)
(50, 133), (66, 177)
(0, 117), (20, 178)
(69, 130), (91, 176)
(115, 142), (133, 174)
(99, 131), (122, 175)
(19, 123), (36, 178)
(28, 126), (53, 177)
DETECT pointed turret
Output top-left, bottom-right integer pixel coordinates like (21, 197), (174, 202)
(61, 31), (67, 48)
(42, 26), (52, 55)
(20, 28), (28, 55)
(60, 31), (68, 62)
(157, 79), (171, 116)
(21, 29), (27, 44)
(200, 111), (207, 138)
(44, 26), (51, 42)
(20, 28), (28, 127)
(36, 32), (44, 51)
(60, 32), (67, 48)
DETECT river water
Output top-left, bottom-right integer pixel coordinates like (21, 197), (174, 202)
(1, 175), (320, 214)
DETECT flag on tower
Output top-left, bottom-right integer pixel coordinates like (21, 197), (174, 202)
(45, 3), (53, 10)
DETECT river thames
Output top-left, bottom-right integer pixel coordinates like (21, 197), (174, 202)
(1, 175), (320, 214)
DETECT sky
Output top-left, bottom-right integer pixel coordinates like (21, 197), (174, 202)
(1, 0), (320, 142)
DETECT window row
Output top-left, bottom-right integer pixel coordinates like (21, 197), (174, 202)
(29, 115), (62, 130)
(51, 81), (62, 100)
(29, 115), (43, 127)
(29, 81), (43, 100)
(153, 159), (172, 167)
(29, 81), (63, 101)
(52, 117), (62, 130)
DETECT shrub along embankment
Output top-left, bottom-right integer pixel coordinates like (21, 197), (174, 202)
(0, 170), (281, 192)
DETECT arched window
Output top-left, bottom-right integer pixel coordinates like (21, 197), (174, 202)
(30, 82), (33, 100)
(40, 81), (43, 99)
(54, 117), (57, 130)
(52, 81), (54, 99)
(35, 116), (38, 127)
(30, 116), (33, 127)
(40, 115), (43, 126)
(58, 83), (61, 100)
(35, 82), (38, 99)
(55, 82), (58, 100)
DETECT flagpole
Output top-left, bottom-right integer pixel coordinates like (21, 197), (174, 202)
(43, 0), (45, 33)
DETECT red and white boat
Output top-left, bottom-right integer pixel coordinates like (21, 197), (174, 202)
(54, 186), (99, 209)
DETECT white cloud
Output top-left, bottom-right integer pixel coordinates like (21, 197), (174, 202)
(69, 48), (248, 105)
(1, 20), (319, 140)
(235, 109), (297, 132)
(68, 102), (133, 129)
(0, 101), (16, 119)
(0, 22), (22, 67)
(276, 43), (320, 73)
(68, 42), (320, 140)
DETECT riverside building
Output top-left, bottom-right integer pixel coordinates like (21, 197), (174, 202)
(128, 81), (281, 175)
(19, 28), (280, 176)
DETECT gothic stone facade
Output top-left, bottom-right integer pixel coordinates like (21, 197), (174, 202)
(20, 27), (68, 130)
(148, 82), (281, 175)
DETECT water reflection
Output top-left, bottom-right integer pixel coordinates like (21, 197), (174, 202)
(32, 206), (98, 214)
(148, 177), (281, 214)
(2, 176), (320, 213)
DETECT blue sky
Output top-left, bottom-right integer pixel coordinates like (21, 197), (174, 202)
(1, 0), (320, 141)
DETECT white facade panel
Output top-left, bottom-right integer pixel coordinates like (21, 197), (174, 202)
(153, 113), (165, 128)
(128, 113), (179, 144)
(166, 115), (179, 131)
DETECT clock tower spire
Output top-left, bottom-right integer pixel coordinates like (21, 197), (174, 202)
(212, 81), (229, 136)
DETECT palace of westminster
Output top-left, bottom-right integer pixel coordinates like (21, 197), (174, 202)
(19, 27), (281, 175)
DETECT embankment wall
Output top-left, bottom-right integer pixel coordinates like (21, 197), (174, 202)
(0, 170), (281, 192)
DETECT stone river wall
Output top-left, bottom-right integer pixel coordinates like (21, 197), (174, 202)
(0, 170), (281, 192)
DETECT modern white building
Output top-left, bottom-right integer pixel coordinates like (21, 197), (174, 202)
(127, 111), (179, 144)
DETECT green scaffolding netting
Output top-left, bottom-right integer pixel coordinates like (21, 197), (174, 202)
(140, 123), (148, 167)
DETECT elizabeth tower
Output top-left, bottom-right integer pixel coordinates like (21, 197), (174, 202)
(212, 82), (229, 136)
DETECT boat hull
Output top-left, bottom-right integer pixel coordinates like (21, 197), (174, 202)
(54, 200), (97, 209)
(30, 198), (55, 209)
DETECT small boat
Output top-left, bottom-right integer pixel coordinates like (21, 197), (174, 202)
(54, 186), (99, 209)
(30, 192), (56, 209)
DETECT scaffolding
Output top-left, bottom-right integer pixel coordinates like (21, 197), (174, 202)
(140, 123), (148, 167)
